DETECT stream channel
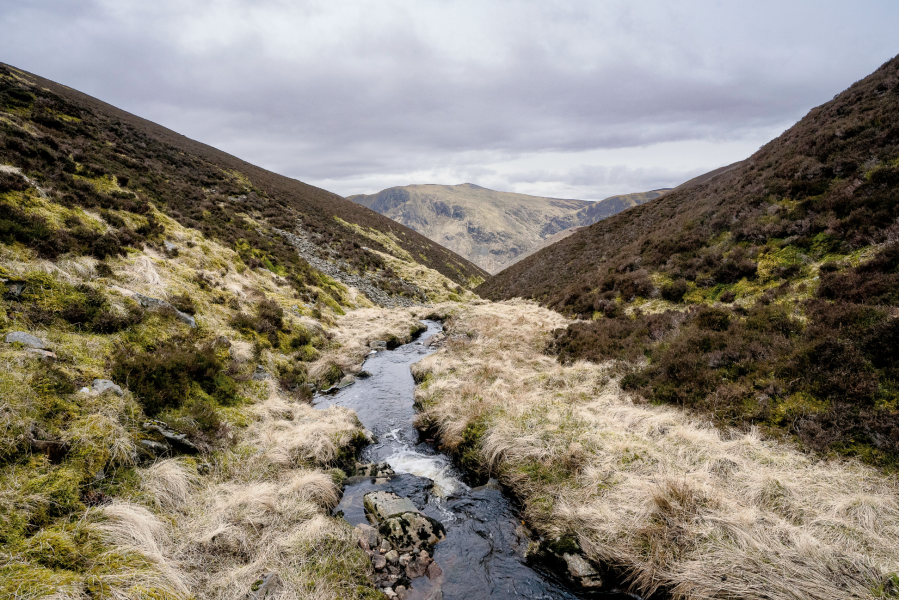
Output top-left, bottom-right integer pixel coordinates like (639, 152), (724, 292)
(314, 320), (639, 600)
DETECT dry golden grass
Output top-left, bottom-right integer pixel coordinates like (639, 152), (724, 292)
(0, 212), (415, 599)
(413, 299), (899, 600)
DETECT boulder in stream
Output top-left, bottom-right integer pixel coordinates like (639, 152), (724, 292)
(364, 491), (418, 520)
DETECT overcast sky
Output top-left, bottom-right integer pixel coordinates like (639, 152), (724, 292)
(2, 1), (897, 200)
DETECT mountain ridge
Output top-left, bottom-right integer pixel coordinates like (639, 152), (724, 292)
(350, 183), (666, 273)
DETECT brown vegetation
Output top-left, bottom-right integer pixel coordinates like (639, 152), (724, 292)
(478, 55), (899, 466)
(414, 300), (899, 600)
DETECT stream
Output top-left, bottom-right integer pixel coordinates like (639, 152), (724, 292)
(315, 320), (638, 600)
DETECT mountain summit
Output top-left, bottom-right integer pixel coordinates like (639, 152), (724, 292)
(349, 183), (666, 273)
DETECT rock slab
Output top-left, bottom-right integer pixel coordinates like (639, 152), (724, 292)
(5, 331), (47, 349)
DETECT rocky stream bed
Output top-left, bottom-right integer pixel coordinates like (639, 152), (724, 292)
(315, 321), (641, 600)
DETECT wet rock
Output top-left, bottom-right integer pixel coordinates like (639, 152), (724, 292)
(92, 379), (124, 396)
(385, 549), (399, 565)
(406, 555), (429, 579)
(252, 365), (269, 380)
(143, 420), (198, 454)
(356, 462), (395, 478)
(336, 374), (355, 389)
(5, 331), (47, 349)
(355, 523), (380, 551)
(372, 554), (387, 570)
(563, 552), (599, 579)
(471, 478), (502, 492)
(364, 491), (419, 521)
(357, 370), (373, 379)
(247, 573), (281, 599)
(379, 512), (446, 552)
(426, 561), (443, 580)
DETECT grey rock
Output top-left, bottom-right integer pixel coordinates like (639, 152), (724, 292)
(3, 279), (26, 298)
(356, 462), (395, 478)
(398, 553), (412, 568)
(247, 573), (281, 599)
(371, 553), (387, 570)
(163, 241), (178, 252)
(252, 365), (269, 380)
(370, 340), (388, 350)
(385, 549), (399, 565)
(336, 374), (355, 389)
(406, 556), (428, 579)
(143, 420), (198, 454)
(356, 370), (373, 379)
(92, 379), (124, 396)
(427, 590), (444, 600)
(471, 478), (502, 492)
(5, 331), (47, 349)
(562, 552), (598, 579)
(139, 439), (171, 456)
(380, 538), (391, 552)
(355, 523), (380, 551)
(273, 227), (427, 308)
(379, 512), (446, 552)
(395, 585), (409, 600)
(111, 286), (197, 327)
(364, 491), (419, 521)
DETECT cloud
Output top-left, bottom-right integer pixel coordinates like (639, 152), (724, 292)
(1, 0), (897, 198)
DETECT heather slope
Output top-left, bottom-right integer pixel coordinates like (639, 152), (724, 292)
(478, 55), (899, 467)
(350, 183), (664, 273)
(414, 301), (899, 600)
(0, 63), (488, 296)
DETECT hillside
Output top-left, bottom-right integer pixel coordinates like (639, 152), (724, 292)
(349, 183), (665, 273)
(478, 55), (899, 467)
(0, 62), (487, 598)
(0, 63), (488, 305)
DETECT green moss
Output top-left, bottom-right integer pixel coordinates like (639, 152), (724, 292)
(23, 466), (86, 527)
(0, 563), (84, 599)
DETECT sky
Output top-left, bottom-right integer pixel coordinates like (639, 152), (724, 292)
(1, 1), (897, 201)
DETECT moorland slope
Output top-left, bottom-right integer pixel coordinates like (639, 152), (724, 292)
(0, 63), (488, 301)
(479, 55), (899, 467)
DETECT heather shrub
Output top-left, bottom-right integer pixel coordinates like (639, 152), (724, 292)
(111, 339), (234, 416)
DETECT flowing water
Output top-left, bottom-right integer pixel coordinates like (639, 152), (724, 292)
(315, 320), (638, 600)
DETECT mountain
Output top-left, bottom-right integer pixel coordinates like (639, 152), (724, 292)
(477, 55), (899, 467)
(349, 183), (666, 273)
(0, 63), (488, 305)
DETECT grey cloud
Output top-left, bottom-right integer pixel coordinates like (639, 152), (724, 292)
(1, 0), (897, 197)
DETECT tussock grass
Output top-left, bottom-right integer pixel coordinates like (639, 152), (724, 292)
(414, 300), (899, 600)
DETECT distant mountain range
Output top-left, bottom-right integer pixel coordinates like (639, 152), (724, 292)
(349, 184), (667, 273)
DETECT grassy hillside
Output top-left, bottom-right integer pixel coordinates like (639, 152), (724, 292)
(414, 300), (899, 600)
(349, 183), (664, 273)
(0, 62), (485, 599)
(0, 63), (488, 297)
(478, 55), (899, 467)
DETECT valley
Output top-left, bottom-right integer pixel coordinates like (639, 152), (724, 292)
(2, 53), (899, 600)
